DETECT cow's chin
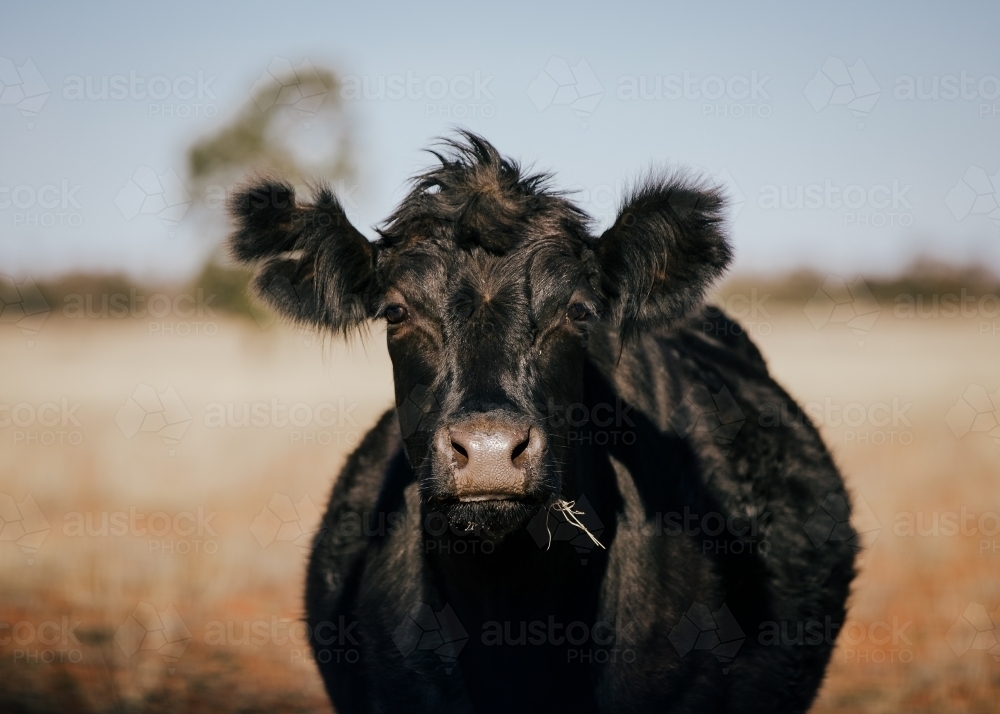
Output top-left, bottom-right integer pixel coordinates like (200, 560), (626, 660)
(434, 497), (543, 540)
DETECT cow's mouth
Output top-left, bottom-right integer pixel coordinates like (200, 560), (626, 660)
(431, 493), (546, 539)
(456, 493), (521, 503)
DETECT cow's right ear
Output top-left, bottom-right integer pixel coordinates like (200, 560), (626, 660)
(228, 178), (377, 335)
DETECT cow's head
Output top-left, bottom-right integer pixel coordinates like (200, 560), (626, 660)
(229, 132), (731, 539)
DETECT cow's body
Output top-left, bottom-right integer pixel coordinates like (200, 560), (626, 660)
(306, 308), (855, 714)
(228, 133), (854, 712)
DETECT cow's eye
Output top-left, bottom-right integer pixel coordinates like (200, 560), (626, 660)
(385, 305), (408, 324)
(567, 303), (591, 322)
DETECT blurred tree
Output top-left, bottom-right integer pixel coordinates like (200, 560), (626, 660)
(185, 58), (357, 317)
(189, 59), (354, 190)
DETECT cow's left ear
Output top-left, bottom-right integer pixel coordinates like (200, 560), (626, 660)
(595, 175), (732, 342)
(228, 178), (378, 336)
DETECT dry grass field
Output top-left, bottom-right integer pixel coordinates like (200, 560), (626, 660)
(1, 292), (998, 712)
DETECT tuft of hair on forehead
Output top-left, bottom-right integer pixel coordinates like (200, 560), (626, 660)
(377, 130), (592, 254)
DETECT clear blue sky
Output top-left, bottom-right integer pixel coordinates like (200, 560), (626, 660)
(2, 0), (999, 281)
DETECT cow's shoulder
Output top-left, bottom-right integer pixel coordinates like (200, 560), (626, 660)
(328, 407), (406, 517)
(306, 409), (409, 614)
(675, 305), (769, 375)
(585, 306), (771, 430)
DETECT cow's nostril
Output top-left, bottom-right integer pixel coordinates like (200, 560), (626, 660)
(451, 440), (469, 468)
(510, 434), (530, 466)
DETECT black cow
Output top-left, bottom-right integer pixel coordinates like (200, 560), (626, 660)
(228, 132), (855, 713)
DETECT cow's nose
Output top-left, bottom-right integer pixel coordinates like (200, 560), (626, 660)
(441, 421), (543, 500)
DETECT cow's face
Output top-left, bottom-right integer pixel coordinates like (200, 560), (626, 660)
(229, 132), (731, 539)
(376, 210), (599, 539)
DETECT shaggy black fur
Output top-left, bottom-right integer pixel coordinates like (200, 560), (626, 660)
(228, 132), (855, 714)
